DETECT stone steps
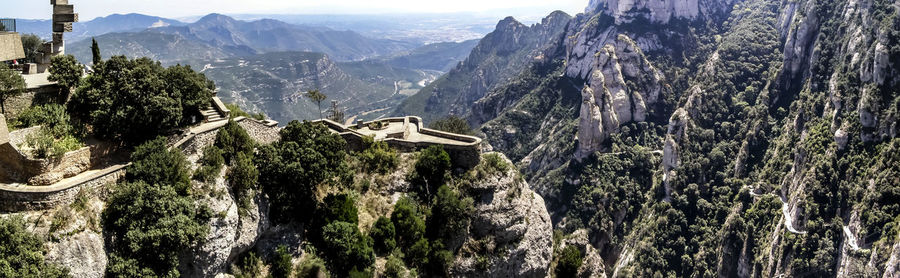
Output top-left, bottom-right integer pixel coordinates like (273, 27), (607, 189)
(201, 105), (226, 123)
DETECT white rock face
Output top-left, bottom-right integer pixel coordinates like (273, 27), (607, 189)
(453, 154), (554, 277)
(575, 35), (669, 159)
(46, 231), (107, 278)
(182, 171), (270, 278)
(561, 229), (608, 278)
(585, 0), (733, 24)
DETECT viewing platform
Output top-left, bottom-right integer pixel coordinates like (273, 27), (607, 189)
(314, 116), (483, 168)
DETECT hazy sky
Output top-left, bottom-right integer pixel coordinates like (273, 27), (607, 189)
(6, 0), (588, 21)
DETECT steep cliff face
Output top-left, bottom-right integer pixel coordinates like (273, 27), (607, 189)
(421, 0), (900, 276)
(584, 0), (736, 24)
(393, 11), (572, 121)
(452, 154), (554, 277)
(575, 34), (670, 158)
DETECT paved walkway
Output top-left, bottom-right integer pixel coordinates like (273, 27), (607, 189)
(336, 117), (480, 147)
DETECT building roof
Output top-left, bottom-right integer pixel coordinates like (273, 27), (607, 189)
(0, 32), (25, 62)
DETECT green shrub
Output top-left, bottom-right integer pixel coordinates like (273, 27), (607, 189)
(126, 137), (192, 194)
(320, 221), (375, 274)
(406, 238), (431, 268)
(359, 136), (399, 174)
(228, 152), (259, 212)
(427, 185), (473, 248)
(555, 245), (584, 278)
(23, 129), (83, 159)
(383, 255), (407, 278)
(103, 182), (211, 277)
(480, 153), (510, 176)
(271, 245), (293, 278)
(256, 121), (349, 223)
(427, 248), (454, 277)
(370, 216), (396, 254)
(233, 251), (263, 278)
(216, 120), (255, 163)
(194, 145), (225, 182)
(16, 104), (72, 136)
(295, 253), (329, 278)
(390, 197), (426, 248)
(428, 116), (473, 135)
(0, 217), (70, 278)
(318, 193), (359, 226)
(414, 145), (452, 194)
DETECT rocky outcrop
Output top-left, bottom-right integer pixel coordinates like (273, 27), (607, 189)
(575, 34), (669, 159)
(453, 154), (553, 277)
(584, 0), (736, 24)
(181, 170), (270, 278)
(46, 231), (107, 278)
(560, 229), (608, 278)
(395, 11), (571, 120)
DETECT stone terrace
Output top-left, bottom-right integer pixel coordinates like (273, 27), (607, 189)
(315, 116), (483, 168)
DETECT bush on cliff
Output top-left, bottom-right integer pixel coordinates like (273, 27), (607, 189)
(255, 121), (350, 223)
(0, 217), (69, 278)
(68, 56), (214, 144)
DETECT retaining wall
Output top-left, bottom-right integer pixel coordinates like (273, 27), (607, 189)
(0, 165), (126, 212)
(321, 116), (483, 169)
(0, 126), (91, 185)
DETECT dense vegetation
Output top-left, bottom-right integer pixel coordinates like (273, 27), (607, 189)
(103, 138), (211, 277)
(255, 120), (350, 223)
(0, 217), (69, 278)
(68, 56), (214, 144)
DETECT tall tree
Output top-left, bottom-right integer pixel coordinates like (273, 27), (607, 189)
(91, 38), (102, 65)
(20, 34), (45, 64)
(0, 63), (25, 114)
(305, 89), (327, 119)
(48, 54), (83, 98)
(68, 56), (214, 144)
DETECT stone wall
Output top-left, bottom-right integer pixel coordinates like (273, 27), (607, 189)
(0, 165), (125, 212)
(0, 32), (25, 61)
(325, 117), (483, 169)
(238, 119), (280, 145)
(2, 85), (62, 119)
(0, 126), (91, 185)
(28, 147), (91, 186)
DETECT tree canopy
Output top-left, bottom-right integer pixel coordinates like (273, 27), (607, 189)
(104, 138), (210, 277)
(0, 62), (25, 114)
(48, 54), (83, 91)
(0, 217), (69, 278)
(67, 56), (214, 144)
(256, 121), (349, 223)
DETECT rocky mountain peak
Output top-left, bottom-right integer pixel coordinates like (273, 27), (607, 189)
(584, 0), (736, 24)
(495, 16), (526, 32)
(193, 13), (240, 28)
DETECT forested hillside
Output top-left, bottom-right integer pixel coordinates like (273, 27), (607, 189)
(405, 0), (900, 276)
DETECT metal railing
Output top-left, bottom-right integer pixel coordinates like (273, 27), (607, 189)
(0, 18), (15, 32)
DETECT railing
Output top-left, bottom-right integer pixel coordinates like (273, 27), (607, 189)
(0, 19), (15, 32)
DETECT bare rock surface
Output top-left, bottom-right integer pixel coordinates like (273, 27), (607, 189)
(453, 154), (554, 277)
(46, 231), (107, 278)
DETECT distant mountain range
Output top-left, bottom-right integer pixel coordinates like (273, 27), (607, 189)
(16, 13), (185, 42)
(66, 13), (417, 64)
(186, 51), (430, 123)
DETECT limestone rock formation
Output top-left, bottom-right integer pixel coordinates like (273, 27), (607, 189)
(395, 11), (571, 120)
(46, 231), (107, 278)
(560, 229), (608, 278)
(575, 35), (669, 159)
(453, 154), (554, 277)
(585, 0), (736, 24)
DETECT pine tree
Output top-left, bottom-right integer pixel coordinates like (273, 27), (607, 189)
(91, 38), (102, 65)
(304, 89), (327, 119)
